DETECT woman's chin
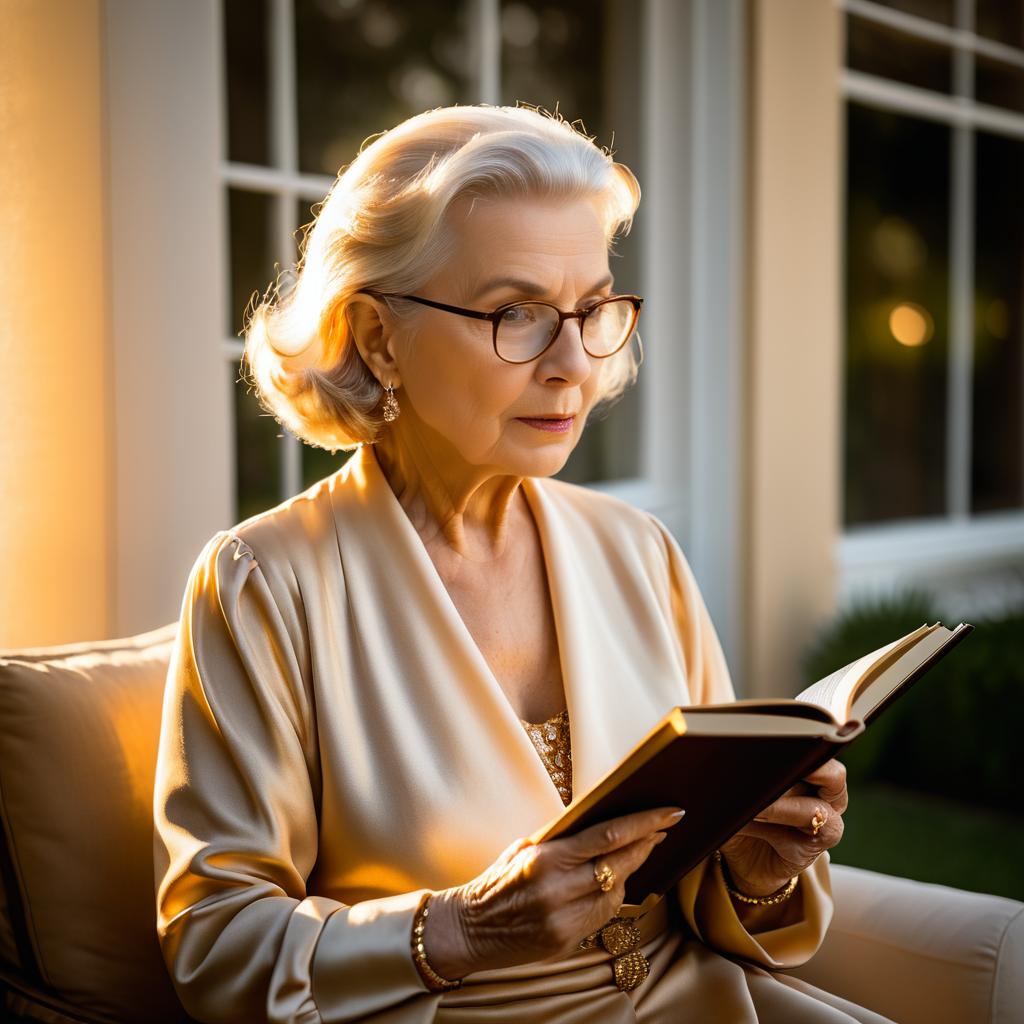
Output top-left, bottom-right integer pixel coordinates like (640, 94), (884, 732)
(506, 441), (576, 477)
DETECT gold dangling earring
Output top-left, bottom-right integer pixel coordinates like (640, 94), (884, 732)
(382, 382), (400, 422)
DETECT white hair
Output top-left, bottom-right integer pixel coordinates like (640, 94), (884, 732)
(242, 103), (643, 452)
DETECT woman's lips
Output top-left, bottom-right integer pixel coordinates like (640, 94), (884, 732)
(515, 416), (575, 433)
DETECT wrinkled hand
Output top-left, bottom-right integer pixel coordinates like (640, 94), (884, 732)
(424, 805), (685, 979)
(718, 758), (848, 897)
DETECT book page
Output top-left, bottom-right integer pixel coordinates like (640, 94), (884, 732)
(796, 631), (924, 719)
(850, 626), (956, 722)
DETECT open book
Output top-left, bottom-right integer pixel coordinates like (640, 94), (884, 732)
(529, 621), (973, 908)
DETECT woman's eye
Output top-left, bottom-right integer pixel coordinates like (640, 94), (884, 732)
(500, 306), (534, 323)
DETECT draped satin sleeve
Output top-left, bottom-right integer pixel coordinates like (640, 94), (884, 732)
(643, 512), (835, 970)
(152, 530), (437, 1024)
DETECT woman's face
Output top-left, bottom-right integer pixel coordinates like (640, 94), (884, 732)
(388, 193), (615, 479)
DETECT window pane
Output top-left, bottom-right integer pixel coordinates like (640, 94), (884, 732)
(975, 56), (1024, 115)
(500, 0), (604, 130)
(294, 0), (476, 177)
(224, 0), (270, 165)
(302, 444), (355, 489)
(844, 104), (950, 525)
(846, 14), (953, 93)
(499, 0), (644, 484)
(972, 131), (1024, 513)
(233, 363), (285, 522)
(870, 0), (954, 24)
(228, 188), (277, 338)
(976, 0), (1024, 50)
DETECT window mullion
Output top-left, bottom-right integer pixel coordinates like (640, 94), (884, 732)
(476, 0), (501, 104)
(947, 0), (974, 520)
(269, 0), (303, 499)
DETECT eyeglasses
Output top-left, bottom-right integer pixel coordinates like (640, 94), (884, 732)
(357, 289), (644, 364)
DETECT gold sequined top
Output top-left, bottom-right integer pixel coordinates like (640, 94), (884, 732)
(518, 707), (573, 805)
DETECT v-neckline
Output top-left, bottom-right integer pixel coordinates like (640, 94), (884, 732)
(355, 444), (576, 805)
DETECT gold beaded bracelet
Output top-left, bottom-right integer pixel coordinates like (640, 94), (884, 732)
(712, 850), (799, 906)
(411, 892), (464, 992)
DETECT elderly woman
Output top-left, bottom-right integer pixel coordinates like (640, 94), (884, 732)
(153, 104), (886, 1024)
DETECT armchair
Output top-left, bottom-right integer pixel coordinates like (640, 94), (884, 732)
(0, 625), (1020, 1024)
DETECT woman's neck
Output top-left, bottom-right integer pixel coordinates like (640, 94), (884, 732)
(370, 429), (527, 563)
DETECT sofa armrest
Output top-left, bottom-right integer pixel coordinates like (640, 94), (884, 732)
(787, 863), (1024, 1024)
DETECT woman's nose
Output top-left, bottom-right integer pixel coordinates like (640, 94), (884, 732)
(540, 317), (591, 382)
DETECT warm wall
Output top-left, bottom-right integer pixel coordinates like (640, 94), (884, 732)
(0, 0), (112, 646)
(744, 0), (843, 696)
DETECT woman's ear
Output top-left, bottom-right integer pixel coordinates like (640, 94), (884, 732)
(344, 296), (402, 387)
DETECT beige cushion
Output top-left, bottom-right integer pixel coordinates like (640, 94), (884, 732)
(791, 863), (1024, 1024)
(0, 623), (192, 1024)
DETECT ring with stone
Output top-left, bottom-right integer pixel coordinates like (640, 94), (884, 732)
(594, 861), (616, 892)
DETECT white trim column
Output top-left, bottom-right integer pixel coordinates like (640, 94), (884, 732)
(104, 0), (231, 635)
(643, 0), (748, 688)
(744, 0), (844, 697)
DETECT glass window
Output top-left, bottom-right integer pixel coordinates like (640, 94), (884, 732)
(870, 0), (954, 24)
(232, 363), (285, 523)
(972, 130), (1023, 513)
(499, 1), (605, 128)
(224, 0), (271, 165)
(844, 104), (951, 525)
(228, 188), (276, 338)
(845, 14), (953, 94)
(975, 55), (1024, 115)
(294, 0), (476, 177)
(975, 0), (1024, 50)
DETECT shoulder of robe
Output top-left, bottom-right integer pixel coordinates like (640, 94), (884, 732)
(206, 473), (341, 604)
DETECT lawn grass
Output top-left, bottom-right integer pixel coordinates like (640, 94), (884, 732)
(830, 781), (1024, 901)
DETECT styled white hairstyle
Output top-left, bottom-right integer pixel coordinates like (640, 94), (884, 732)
(243, 103), (643, 452)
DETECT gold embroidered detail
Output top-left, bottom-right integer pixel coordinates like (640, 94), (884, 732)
(577, 912), (654, 990)
(519, 707), (572, 806)
(612, 948), (650, 991)
(597, 919), (641, 957)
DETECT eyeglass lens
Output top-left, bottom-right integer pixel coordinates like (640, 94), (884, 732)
(496, 299), (637, 362)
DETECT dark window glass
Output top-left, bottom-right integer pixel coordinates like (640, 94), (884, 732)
(302, 444), (355, 489)
(976, 0), (1024, 50)
(844, 104), (951, 525)
(500, 0), (604, 133)
(846, 14), (953, 93)
(870, 0), (954, 23)
(975, 56), (1024, 115)
(228, 188), (277, 338)
(294, 0), (475, 177)
(972, 130), (1024, 513)
(224, 0), (270, 165)
(233, 363), (285, 522)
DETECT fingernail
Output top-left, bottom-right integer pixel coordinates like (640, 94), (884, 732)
(652, 831), (668, 844)
(665, 809), (686, 823)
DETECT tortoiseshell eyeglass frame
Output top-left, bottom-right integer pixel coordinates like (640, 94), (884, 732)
(356, 289), (644, 364)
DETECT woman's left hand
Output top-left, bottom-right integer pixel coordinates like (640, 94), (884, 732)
(717, 758), (848, 897)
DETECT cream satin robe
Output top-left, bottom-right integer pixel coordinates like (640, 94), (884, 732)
(153, 443), (893, 1024)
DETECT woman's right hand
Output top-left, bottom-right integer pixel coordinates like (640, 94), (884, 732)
(422, 805), (686, 979)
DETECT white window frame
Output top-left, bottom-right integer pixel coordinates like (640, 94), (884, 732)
(837, 0), (1024, 605)
(219, 0), (749, 675)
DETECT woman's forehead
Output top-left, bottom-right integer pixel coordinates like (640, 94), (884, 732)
(446, 196), (611, 287)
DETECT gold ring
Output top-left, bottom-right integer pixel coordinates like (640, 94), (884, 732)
(810, 808), (827, 836)
(594, 862), (616, 892)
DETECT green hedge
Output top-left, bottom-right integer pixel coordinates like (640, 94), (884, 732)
(800, 592), (1024, 814)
